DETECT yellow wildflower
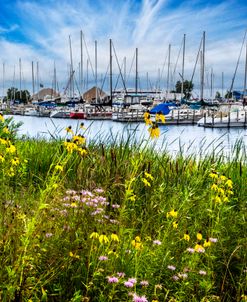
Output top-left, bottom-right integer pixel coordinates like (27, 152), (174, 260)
(194, 243), (205, 253)
(220, 175), (227, 181)
(70, 202), (77, 208)
(209, 171), (218, 179)
(155, 112), (165, 123)
(197, 232), (203, 241)
(111, 232), (119, 242)
(90, 230), (99, 239)
(227, 190), (234, 196)
(141, 178), (151, 187)
(214, 195), (222, 203)
(64, 141), (77, 153)
(77, 147), (88, 157)
(8, 167), (15, 177)
(223, 196), (229, 203)
(3, 127), (9, 134)
(211, 184), (218, 191)
(80, 122), (86, 130)
(144, 111), (152, 125)
(99, 233), (109, 244)
(65, 126), (74, 134)
(11, 157), (20, 166)
(126, 188), (136, 201)
(225, 179), (233, 189)
(172, 221), (178, 229)
(131, 236), (143, 250)
(217, 187), (225, 195)
(184, 232), (190, 241)
(0, 155), (5, 163)
(148, 123), (160, 138)
(203, 239), (211, 248)
(0, 114), (4, 122)
(69, 251), (80, 259)
(143, 111), (150, 120)
(0, 138), (7, 145)
(166, 209), (178, 218)
(6, 144), (16, 154)
(144, 171), (154, 180)
(73, 135), (86, 145)
(54, 164), (63, 171)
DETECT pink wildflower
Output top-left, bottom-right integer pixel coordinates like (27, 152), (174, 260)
(133, 293), (148, 302)
(107, 276), (119, 283)
(167, 265), (176, 271)
(98, 255), (108, 261)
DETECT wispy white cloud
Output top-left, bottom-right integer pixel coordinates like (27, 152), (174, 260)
(0, 24), (19, 33)
(0, 0), (246, 96)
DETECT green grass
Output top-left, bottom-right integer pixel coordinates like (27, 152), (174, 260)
(0, 118), (246, 302)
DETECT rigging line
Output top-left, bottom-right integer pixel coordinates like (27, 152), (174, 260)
(172, 38), (183, 84)
(229, 29), (247, 94)
(113, 58), (125, 93)
(160, 50), (168, 81)
(190, 36), (203, 84)
(100, 62), (110, 93)
(73, 73), (81, 96)
(82, 31), (95, 79)
(126, 50), (136, 85)
(112, 42), (127, 93)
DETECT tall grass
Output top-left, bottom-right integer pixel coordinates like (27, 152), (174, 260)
(0, 118), (246, 301)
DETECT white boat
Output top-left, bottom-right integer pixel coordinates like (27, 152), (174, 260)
(197, 109), (247, 127)
(50, 108), (71, 118)
(112, 104), (147, 122)
(24, 107), (40, 116)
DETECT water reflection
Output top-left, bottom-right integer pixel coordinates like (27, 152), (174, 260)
(7, 115), (247, 158)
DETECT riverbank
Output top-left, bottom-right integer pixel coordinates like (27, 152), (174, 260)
(0, 117), (246, 301)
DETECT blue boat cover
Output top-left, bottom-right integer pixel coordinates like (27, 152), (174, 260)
(150, 103), (172, 115)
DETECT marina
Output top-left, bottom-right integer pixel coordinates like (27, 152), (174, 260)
(6, 114), (247, 157)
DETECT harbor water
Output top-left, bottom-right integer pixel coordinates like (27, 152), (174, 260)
(6, 115), (247, 158)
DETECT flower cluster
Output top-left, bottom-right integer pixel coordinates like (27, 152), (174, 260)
(141, 171), (154, 187)
(131, 236), (143, 250)
(0, 115), (23, 177)
(143, 110), (165, 139)
(209, 170), (233, 204)
(64, 125), (87, 156)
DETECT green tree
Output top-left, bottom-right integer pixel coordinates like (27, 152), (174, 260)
(225, 91), (232, 99)
(215, 91), (221, 99)
(6, 87), (31, 104)
(175, 80), (194, 99)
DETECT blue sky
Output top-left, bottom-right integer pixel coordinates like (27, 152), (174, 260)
(0, 0), (247, 97)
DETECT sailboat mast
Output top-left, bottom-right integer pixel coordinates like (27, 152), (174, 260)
(80, 30), (83, 94)
(200, 31), (205, 101)
(166, 44), (171, 99)
(37, 61), (39, 100)
(95, 40), (98, 103)
(19, 58), (22, 100)
(222, 72), (224, 99)
(210, 68), (213, 98)
(124, 56), (126, 88)
(109, 39), (113, 106)
(181, 34), (186, 100)
(69, 35), (74, 99)
(135, 48), (138, 94)
(2, 63), (5, 98)
(13, 65), (16, 101)
(54, 61), (57, 93)
(244, 41), (247, 94)
(86, 59), (89, 91)
(32, 61), (35, 95)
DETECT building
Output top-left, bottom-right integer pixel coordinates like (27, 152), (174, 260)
(32, 88), (60, 101)
(83, 87), (108, 103)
